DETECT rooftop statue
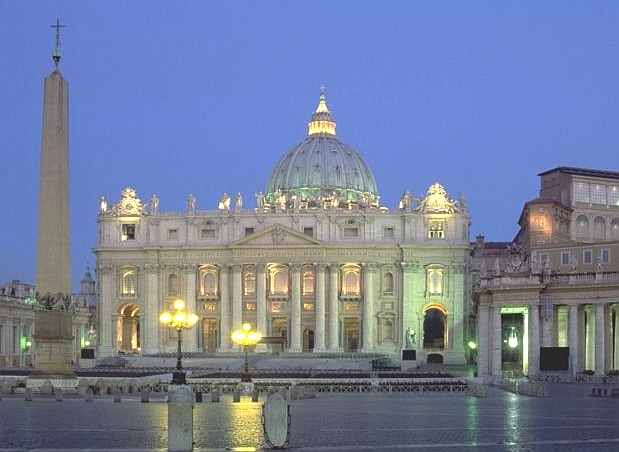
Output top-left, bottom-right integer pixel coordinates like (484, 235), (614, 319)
(218, 193), (231, 211)
(187, 193), (197, 214)
(150, 193), (159, 215)
(235, 193), (243, 211)
(99, 196), (108, 215)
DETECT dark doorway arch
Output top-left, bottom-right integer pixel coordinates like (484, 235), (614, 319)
(303, 329), (315, 352)
(427, 353), (444, 364)
(423, 307), (446, 350)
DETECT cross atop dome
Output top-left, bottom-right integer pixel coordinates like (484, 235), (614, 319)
(308, 86), (336, 136)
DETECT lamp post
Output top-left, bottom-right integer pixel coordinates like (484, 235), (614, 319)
(160, 299), (199, 385)
(231, 323), (261, 382)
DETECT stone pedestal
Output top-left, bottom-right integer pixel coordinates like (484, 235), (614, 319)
(400, 349), (417, 371)
(168, 384), (194, 452)
(32, 310), (75, 378)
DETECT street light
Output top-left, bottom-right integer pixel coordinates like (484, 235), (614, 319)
(160, 299), (199, 385)
(231, 322), (261, 382)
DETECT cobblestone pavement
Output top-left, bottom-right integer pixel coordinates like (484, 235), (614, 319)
(1, 387), (619, 451)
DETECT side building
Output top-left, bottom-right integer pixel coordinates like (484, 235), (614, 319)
(474, 167), (619, 378)
(95, 92), (472, 363)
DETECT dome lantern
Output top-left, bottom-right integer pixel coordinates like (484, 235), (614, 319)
(307, 86), (336, 136)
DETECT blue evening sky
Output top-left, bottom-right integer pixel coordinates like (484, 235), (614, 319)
(1, 1), (618, 290)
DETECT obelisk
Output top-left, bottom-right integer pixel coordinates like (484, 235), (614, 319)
(36, 19), (71, 297)
(31, 20), (75, 381)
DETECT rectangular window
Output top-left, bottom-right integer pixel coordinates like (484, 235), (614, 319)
(561, 252), (570, 266)
(121, 224), (136, 241)
(574, 182), (589, 203)
(167, 229), (178, 240)
(303, 303), (314, 312)
(583, 249), (593, 264)
(205, 303), (217, 312)
(383, 226), (395, 240)
(13, 326), (18, 353)
(245, 227), (255, 236)
(244, 303), (256, 311)
(303, 227), (314, 237)
(428, 220), (445, 239)
(539, 253), (549, 266)
(600, 248), (610, 264)
(271, 302), (282, 313)
(609, 186), (619, 207)
(343, 227), (359, 238)
(591, 184), (607, 205)
(200, 228), (216, 240)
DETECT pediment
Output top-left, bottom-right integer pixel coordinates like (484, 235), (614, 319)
(229, 224), (322, 247)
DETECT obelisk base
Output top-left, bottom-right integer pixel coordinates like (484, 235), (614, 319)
(31, 310), (76, 378)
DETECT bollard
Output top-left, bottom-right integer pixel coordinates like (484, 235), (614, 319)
(113, 393), (121, 403)
(55, 388), (63, 402)
(141, 390), (150, 403)
(195, 391), (203, 403)
(251, 390), (259, 403)
(168, 384), (193, 452)
(85, 388), (94, 402)
(233, 389), (241, 403)
(25, 388), (33, 402)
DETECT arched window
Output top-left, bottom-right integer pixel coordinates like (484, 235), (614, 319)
(121, 270), (137, 296)
(202, 271), (218, 297)
(576, 215), (589, 237)
(383, 272), (394, 295)
(303, 271), (314, 296)
(594, 217), (606, 240)
(244, 273), (256, 296)
(427, 268), (443, 296)
(168, 274), (178, 297)
(342, 270), (360, 296)
(269, 266), (289, 295)
(611, 218), (619, 240)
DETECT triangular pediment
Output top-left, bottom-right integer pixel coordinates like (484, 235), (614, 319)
(230, 224), (322, 247)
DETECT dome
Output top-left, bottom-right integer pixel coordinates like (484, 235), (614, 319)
(264, 90), (379, 208)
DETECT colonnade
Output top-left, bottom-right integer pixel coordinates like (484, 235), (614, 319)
(479, 301), (619, 377)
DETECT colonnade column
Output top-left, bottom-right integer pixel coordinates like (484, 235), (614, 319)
(144, 263), (160, 354)
(328, 264), (340, 351)
(289, 264), (302, 352)
(595, 303), (606, 375)
(231, 264), (243, 349)
(569, 304), (580, 376)
(541, 301), (555, 347)
(256, 264), (267, 351)
(362, 263), (376, 351)
(491, 305), (502, 378)
(528, 303), (540, 376)
(218, 265), (230, 351)
(314, 264), (327, 352)
(183, 264), (197, 352)
(97, 264), (114, 357)
(614, 306), (619, 370)
(477, 303), (490, 377)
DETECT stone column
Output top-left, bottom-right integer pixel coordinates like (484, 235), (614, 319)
(491, 305), (502, 378)
(289, 264), (302, 352)
(256, 264), (267, 352)
(541, 301), (555, 347)
(477, 303), (490, 377)
(97, 264), (114, 357)
(614, 305), (619, 370)
(183, 264), (197, 352)
(595, 303), (606, 375)
(569, 304), (580, 375)
(528, 303), (540, 376)
(314, 264), (327, 352)
(218, 265), (230, 351)
(328, 264), (340, 351)
(231, 264), (243, 350)
(585, 307), (595, 371)
(362, 263), (376, 351)
(451, 264), (466, 363)
(143, 264), (159, 355)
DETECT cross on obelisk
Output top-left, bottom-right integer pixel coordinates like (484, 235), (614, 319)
(50, 18), (66, 67)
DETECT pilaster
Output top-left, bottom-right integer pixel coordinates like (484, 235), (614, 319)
(144, 263), (160, 355)
(314, 263), (327, 352)
(218, 265), (230, 352)
(362, 263), (377, 351)
(256, 263), (267, 352)
(289, 263), (302, 352)
(182, 264), (197, 352)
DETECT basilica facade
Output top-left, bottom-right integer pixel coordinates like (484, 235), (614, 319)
(95, 92), (471, 363)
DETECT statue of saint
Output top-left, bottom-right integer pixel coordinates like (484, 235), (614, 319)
(331, 192), (339, 209)
(99, 196), (108, 214)
(187, 193), (197, 213)
(235, 192), (243, 211)
(405, 327), (416, 349)
(218, 192), (231, 211)
(255, 192), (264, 209)
(399, 191), (412, 210)
(150, 193), (159, 215)
(277, 192), (286, 210)
(291, 195), (301, 210)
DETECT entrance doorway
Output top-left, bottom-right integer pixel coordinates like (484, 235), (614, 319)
(423, 307), (446, 350)
(343, 319), (359, 352)
(502, 313), (524, 377)
(202, 319), (219, 353)
(272, 318), (288, 352)
(303, 329), (314, 352)
(117, 304), (140, 353)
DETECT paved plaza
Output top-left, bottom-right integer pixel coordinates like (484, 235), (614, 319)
(1, 387), (619, 451)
